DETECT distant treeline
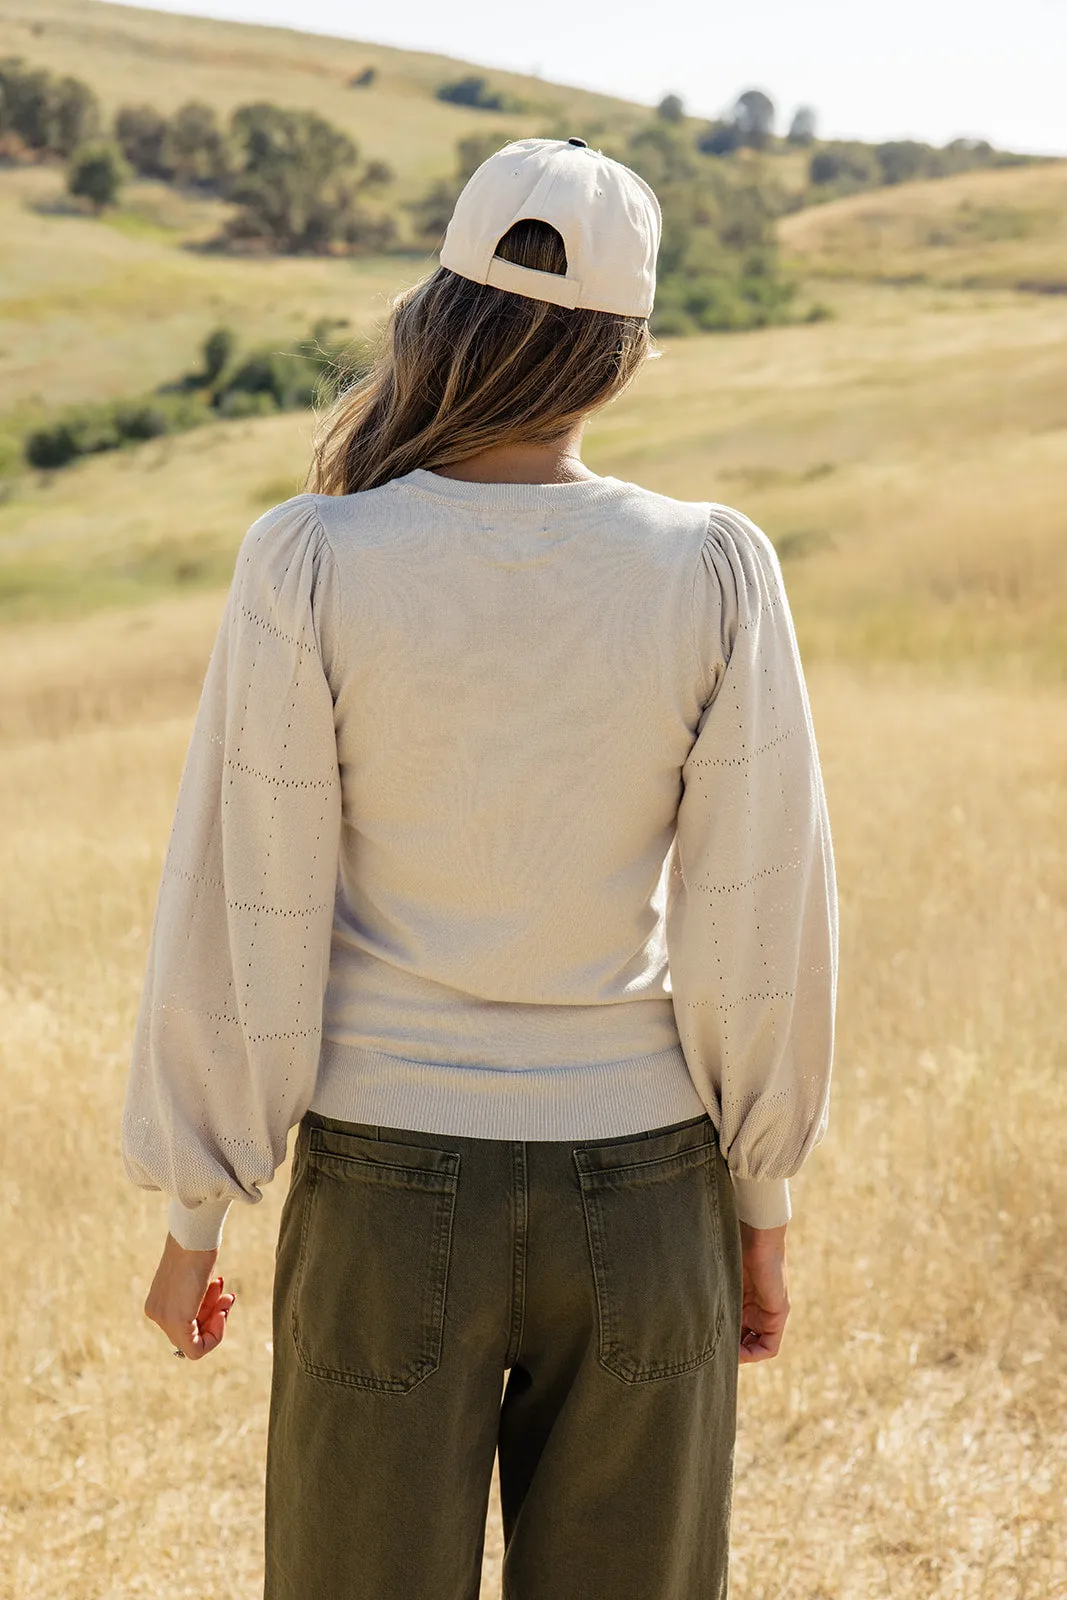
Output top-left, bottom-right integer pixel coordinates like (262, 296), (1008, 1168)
(664, 86), (1018, 190)
(0, 56), (1037, 337)
(23, 322), (372, 472)
(0, 56), (396, 252)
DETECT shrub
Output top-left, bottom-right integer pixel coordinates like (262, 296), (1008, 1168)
(218, 349), (320, 410)
(164, 100), (230, 189)
(697, 119), (742, 157)
(0, 60), (53, 149)
(809, 143), (880, 188)
(19, 326), (367, 475)
(25, 422), (81, 470)
(0, 60), (101, 156)
(112, 401), (169, 441)
(25, 406), (119, 468)
(336, 207), (398, 252)
(114, 103), (171, 178)
(360, 158), (394, 188)
(787, 106), (817, 146)
(67, 140), (130, 212)
(23, 392), (211, 471)
(875, 139), (928, 186)
(225, 103), (389, 254)
(732, 89), (776, 150)
(215, 389), (278, 419)
(349, 66), (377, 88)
(52, 75), (101, 156)
(158, 393), (213, 431)
(435, 75), (522, 112)
(405, 128), (530, 245)
(202, 326), (237, 384)
(698, 89), (775, 155)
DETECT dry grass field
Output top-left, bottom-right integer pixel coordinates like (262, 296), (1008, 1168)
(2, 626), (1064, 1599)
(1, 3), (1065, 1596)
(0, 0), (649, 195)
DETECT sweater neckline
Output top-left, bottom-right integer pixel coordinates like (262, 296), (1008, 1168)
(396, 467), (630, 512)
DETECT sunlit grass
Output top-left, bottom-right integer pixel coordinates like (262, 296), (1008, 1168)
(1, 5), (1066, 1591)
(3, 278), (1065, 683)
(1, 634), (1063, 1597)
(778, 160), (1067, 290)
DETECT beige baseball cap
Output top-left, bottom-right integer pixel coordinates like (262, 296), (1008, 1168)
(439, 136), (662, 319)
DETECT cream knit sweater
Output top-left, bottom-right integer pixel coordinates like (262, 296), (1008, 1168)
(121, 469), (838, 1249)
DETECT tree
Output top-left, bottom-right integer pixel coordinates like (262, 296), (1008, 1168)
(164, 100), (229, 189)
(406, 130), (511, 245)
(405, 178), (459, 245)
(361, 158), (394, 188)
(733, 89), (776, 150)
(226, 103), (389, 254)
(657, 93), (685, 124)
(0, 61), (56, 150)
(808, 142), (879, 188)
(697, 118), (742, 157)
(717, 183), (777, 251)
(0, 60), (98, 155)
(616, 121), (794, 334)
(114, 104), (172, 178)
(456, 130), (512, 182)
(67, 140), (130, 212)
(946, 135), (993, 159)
(787, 106), (817, 146)
(626, 121), (701, 189)
(52, 75), (101, 155)
(335, 204), (397, 252)
(874, 139), (927, 185)
(435, 74), (522, 112)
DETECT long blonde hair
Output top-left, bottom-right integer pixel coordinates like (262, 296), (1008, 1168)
(308, 219), (654, 496)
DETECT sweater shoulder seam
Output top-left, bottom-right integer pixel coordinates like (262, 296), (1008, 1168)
(303, 494), (345, 681)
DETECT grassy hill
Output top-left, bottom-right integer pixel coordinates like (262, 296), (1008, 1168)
(1, 7), (1066, 1600)
(0, 0), (1064, 685)
(1, 0), (649, 193)
(778, 160), (1067, 292)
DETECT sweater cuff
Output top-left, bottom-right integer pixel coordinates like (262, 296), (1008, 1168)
(167, 1194), (234, 1252)
(730, 1175), (792, 1229)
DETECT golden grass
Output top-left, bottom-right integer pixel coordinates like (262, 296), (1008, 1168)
(0, 165), (432, 421)
(1, 630), (1064, 1597)
(1, 8), (1066, 1591)
(1, 0), (644, 190)
(778, 160), (1067, 291)
(1, 283), (1065, 1597)
(4, 276), (1065, 683)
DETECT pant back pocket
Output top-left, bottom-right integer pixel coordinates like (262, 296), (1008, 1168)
(290, 1125), (460, 1393)
(574, 1135), (726, 1383)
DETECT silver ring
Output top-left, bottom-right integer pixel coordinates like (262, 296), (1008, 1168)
(172, 1347), (187, 1358)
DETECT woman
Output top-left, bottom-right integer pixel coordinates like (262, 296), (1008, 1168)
(122, 136), (838, 1600)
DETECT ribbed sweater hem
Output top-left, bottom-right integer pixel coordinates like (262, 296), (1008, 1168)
(308, 1038), (709, 1141)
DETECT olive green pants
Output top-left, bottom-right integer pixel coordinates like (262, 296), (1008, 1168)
(264, 1107), (742, 1600)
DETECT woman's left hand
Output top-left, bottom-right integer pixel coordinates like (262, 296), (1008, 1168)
(144, 1232), (237, 1359)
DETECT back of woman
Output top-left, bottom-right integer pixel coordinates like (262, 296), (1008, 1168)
(121, 136), (838, 1600)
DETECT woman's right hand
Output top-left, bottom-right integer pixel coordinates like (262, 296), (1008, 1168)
(144, 1231), (236, 1359)
(738, 1222), (789, 1363)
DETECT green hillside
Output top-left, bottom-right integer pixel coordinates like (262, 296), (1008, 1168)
(0, 0), (1065, 684)
(779, 161), (1067, 291)
(1, 0), (649, 195)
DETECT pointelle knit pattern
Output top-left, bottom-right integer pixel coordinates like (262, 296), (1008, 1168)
(120, 468), (838, 1249)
